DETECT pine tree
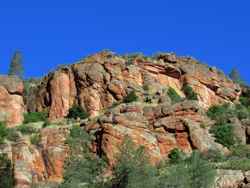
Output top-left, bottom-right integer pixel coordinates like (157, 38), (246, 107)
(229, 68), (244, 84)
(111, 137), (159, 188)
(8, 51), (24, 79)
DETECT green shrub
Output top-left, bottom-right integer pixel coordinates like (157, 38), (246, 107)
(240, 96), (250, 107)
(183, 85), (198, 100)
(207, 103), (250, 123)
(42, 119), (50, 128)
(0, 154), (13, 188)
(160, 151), (216, 188)
(202, 149), (226, 163)
(123, 91), (139, 103)
(167, 87), (182, 104)
(218, 159), (250, 171)
(0, 122), (8, 144)
(24, 111), (48, 124)
(65, 125), (91, 155)
(30, 134), (41, 145)
(110, 137), (158, 188)
(230, 145), (250, 158)
(234, 103), (250, 120)
(17, 125), (37, 135)
(168, 148), (185, 164)
(210, 123), (236, 148)
(207, 104), (233, 124)
(6, 129), (19, 142)
(67, 105), (89, 120)
(60, 125), (106, 188)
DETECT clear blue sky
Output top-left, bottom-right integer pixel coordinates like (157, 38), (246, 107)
(0, 1), (249, 83)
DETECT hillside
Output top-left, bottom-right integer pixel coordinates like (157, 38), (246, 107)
(1, 51), (250, 188)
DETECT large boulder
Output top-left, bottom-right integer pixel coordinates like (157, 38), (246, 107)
(0, 75), (24, 126)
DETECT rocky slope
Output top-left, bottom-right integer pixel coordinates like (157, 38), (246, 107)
(0, 51), (248, 188)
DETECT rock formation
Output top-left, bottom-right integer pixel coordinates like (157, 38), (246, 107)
(0, 75), (24, 127)
(0, 51), (247, 188)
(29, 52), (241, 121)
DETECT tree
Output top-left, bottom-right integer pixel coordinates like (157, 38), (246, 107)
(0, 154), (14, 188)
(8, 51), (24, 79)
(229, 68), (244, 85)
(60, 125), (107, 188)
(110, 137), (159, 188)
(161, 151), (216, 188)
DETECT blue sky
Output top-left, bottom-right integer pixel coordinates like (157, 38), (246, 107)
(0, 1), (249, 83)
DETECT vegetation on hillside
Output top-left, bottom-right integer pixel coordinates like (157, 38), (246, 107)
(167, 87), (182, 104)
(60, 129), (217, 188)
(67, 105), (89, 120)
(0, 154), (13, 188)
(24, 111), (48, 124)
(183, 84), (198, 100)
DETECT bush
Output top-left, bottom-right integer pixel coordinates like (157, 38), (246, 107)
(6, 129), (19, 142)
(30, 134), (41, 145)
(0, 122), (8, 144)
(218, 159), (250, 171)
(240, 96), (250, 107)
(0, 154), (13, 188)
(168, 148), (186, 164)
(60, 125), (106, 188)
(230, 145), (250, 158)
(167, 87), (182, 104)
(123, 91), (139, 103)
(110, 137), (158, 188)
(202, 149), (226, 163)
(210, 123), (236, 148)
(65, 125), (91, 155)
(160, 151), (216, 188)
(234, 103), (250, 120)
(207, 103), (250, 124)
(24, 111), (48, 124)
(17, 125), (37, 135)
(67, 105), (89, 120)
(207, 104), (232, 124)
(183, 85), (198, 100)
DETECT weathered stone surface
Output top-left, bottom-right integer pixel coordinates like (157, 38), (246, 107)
(215, 170), (244, 188)
(29, 52), (241, 120)
(8, 127), (69, 187)
(0, 75), (24, 126)
(87, 101), (223, 166)
(0, 52), (243, 186)
(0, 75), (24, 95)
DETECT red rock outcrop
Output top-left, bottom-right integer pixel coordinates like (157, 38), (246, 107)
(8, 127), (69, 188)
(86, 101), (227, 166)
(30, 52), (240, 121)
(0, 76), (24, 126)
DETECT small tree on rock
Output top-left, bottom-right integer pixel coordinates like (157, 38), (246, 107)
(8, 51), (24, 79)
(229, 68), (244, 85)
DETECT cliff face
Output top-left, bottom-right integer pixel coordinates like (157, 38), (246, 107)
(30, 52), (240, 120)
(0, 52), (246, 188)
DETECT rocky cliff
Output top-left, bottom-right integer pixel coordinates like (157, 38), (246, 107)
(30, 51), (240, 120)
(0, 51), (248, 188)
